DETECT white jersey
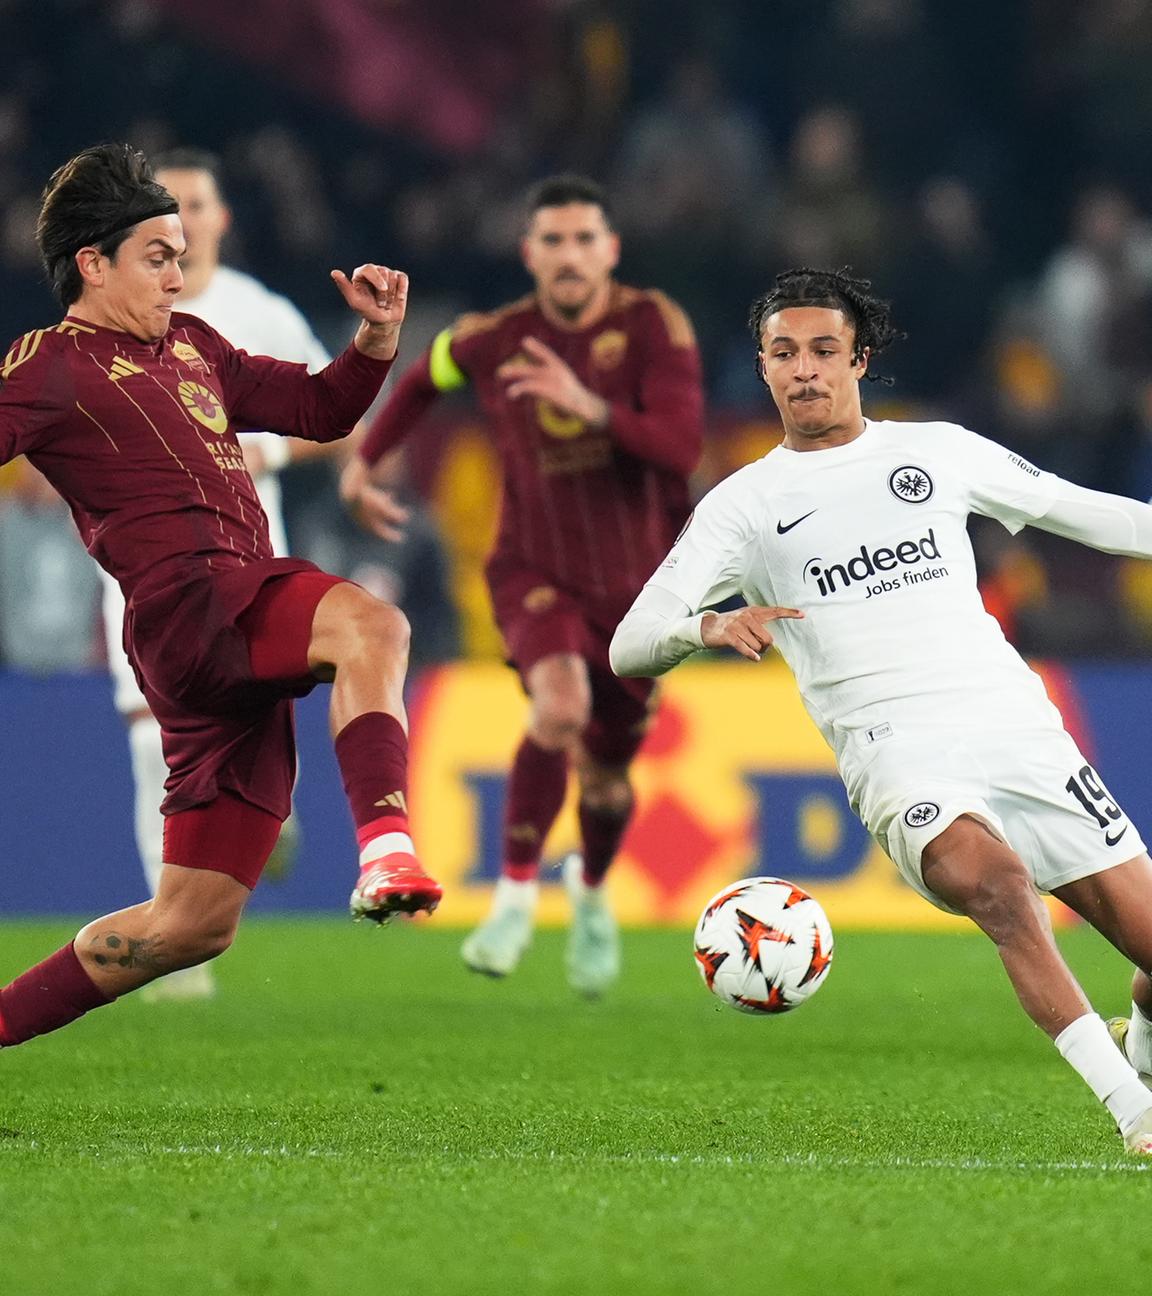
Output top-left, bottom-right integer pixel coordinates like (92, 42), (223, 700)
(102, 265), (331, 714)
(648, 419), (1063, 760)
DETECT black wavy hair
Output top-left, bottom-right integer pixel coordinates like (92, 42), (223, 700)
(748, 266), (904, 385)
(37, 143), (178, 308)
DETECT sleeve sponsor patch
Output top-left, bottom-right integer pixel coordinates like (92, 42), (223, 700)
(1008, 452), (1040, 477)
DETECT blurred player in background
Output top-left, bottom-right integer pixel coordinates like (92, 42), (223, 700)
(98, 148), (362, 1001)
(612, 267), (1152, 1155)
(342, 175), (704, 995)
(0, 144), (439, 1051)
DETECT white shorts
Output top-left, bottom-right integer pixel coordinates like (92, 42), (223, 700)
(841, 723), (1146, 914)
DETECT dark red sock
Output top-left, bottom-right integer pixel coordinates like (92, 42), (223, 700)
(503, 736), (568, 882)
(334, 711), (415, 863)
(0, 942), (113, 1047)
(578, 796), (634, 887)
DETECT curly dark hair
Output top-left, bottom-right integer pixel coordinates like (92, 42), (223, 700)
(748, 266), (904, 386)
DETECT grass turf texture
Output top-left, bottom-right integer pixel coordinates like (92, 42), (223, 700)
(1, 921), (1149, 1295)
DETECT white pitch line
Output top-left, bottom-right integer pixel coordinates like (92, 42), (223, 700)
(47, 1144), (1150, 1175)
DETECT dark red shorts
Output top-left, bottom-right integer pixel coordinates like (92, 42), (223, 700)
(485, 564), (656, 767)
(162, 789), (282, 890)
(126, 559), (348, 825)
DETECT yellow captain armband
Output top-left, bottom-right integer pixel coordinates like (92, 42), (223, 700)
(429, 328), (469, 392)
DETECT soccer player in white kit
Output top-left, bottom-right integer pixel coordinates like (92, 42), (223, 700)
(100, 150), (329, 1000)
(611, 267), (1152, 1155)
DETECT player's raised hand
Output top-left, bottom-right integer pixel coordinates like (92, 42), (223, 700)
(700, 605), (804, 662)
(331, 264), (408, 324)
(332, 264), (409, 360)
(499, 336), (608, 425)
(339, 455), (410, 543)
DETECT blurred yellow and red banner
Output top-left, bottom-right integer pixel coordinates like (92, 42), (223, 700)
(408, 660), (1037, 931)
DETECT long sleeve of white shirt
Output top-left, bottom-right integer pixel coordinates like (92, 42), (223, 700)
(610, 585), (709, 678)
(610, 475), (1152, 682)
(1032, 476), (1152, 555)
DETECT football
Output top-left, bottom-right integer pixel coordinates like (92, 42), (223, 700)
(693, 877), (834, 1014)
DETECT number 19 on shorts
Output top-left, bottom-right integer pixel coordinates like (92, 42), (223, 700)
(1065, 764), (1127, 846)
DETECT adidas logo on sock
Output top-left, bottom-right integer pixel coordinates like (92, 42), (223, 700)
(373, 791), (408, 813)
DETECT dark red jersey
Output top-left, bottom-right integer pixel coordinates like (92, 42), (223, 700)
(0, 314), (391, 608)
(360, 283), (704, 606)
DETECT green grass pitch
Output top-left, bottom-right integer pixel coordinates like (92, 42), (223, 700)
(1, 920), (1149, 1295)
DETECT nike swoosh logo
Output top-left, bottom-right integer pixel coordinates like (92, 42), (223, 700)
(776, 509), (817, 534)
(1106, 825), (1128, 847)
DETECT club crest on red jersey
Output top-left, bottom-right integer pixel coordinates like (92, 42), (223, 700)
(172, 339), (210, 374)
(591, 329), (628, 369)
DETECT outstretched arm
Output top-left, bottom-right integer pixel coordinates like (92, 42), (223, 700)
(610, 585), (709, 677)
(1032, 478), (1152, 556)
(611, 584), (803, 678)
(222, 263), (409, 443)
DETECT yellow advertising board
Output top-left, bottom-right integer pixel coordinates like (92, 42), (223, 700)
(409, 661), (1069, 930)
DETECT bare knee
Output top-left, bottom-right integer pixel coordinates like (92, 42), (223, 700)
(313, 587), (409, 675)
(147, 875), (246, 969)
(963, 866), (1047, 945)
(921, 818), (1047, 945)
(345, 597), (409, 658)
(523, 654), (592, 751)
(529, 680), (591, 750)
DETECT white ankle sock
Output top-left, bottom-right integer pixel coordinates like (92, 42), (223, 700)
(1126, 1001), (1152, 1071)
(493, 876), (538, 914)
(1055, 1012), (1152, 1135)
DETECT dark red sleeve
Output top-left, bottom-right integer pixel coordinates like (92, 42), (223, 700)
(0, 334), (72, 465)
(217, 337), (395, 444)
(357, 350), (442, 466)
(603, 300), (704, 478)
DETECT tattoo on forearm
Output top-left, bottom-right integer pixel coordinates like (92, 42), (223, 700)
(87, 932), (170, 974)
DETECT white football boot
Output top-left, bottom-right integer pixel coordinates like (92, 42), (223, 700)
(461, 878), (537, 977)
(1106, 1018), (1152, 1088)
(563, 852), (620, 998)
(1123, 1105), (1152, 1156)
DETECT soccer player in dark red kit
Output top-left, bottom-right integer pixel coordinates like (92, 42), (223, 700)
(341, 176), (704, 994)
(0, 143), (440, 1048)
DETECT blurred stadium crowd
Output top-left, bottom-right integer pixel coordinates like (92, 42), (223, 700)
(6, 0), (1152, 666)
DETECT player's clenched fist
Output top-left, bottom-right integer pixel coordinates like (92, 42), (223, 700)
(332, 264), (409, 359)
(700, 604), (804, 662)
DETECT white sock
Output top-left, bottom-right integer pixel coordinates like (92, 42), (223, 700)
(1054, 1012), (1152, 1135)
(1126, 1001), (1152, 1071)
(492, 876), (538, 915)
(128, 715), (168, 896)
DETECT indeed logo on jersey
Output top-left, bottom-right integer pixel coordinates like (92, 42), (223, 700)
(804, 529), (948, 599)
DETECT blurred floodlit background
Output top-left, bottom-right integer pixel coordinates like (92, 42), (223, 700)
(6, 0), (1152, 920)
